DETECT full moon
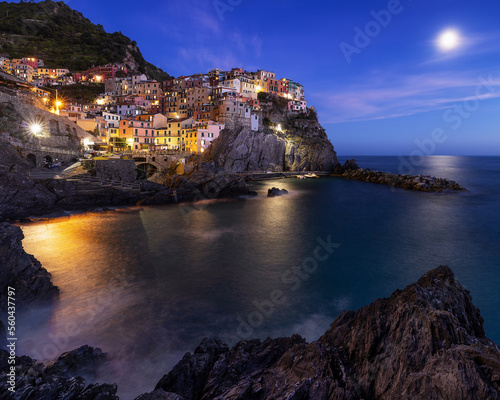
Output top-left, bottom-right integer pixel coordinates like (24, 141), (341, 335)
(437, 29), (461, 50)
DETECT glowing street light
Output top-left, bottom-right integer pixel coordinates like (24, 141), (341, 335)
(30, 123), (43, 136)
(54, 100), (63, 115)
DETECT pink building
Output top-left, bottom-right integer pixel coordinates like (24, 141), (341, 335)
(288, 100), (307, 113)
(197, 121), (225, 153)
(120, 119), (154, 150)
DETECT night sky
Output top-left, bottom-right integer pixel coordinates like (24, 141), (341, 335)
(12, 0), (500, 155)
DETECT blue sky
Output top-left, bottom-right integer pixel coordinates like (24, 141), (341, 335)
(16, 0), (500, 155)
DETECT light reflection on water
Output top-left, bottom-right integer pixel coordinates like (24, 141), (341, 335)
(16, 156), (500, 400)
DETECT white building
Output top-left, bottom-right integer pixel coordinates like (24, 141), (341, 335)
(117, 104), (142, 116)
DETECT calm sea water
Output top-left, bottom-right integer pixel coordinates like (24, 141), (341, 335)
(17, 156), (500, 399)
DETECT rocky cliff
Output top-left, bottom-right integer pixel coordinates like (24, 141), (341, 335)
(205, 96), (338, 173)
(0, 222), (59, 313)
(149, 266), (500, 400)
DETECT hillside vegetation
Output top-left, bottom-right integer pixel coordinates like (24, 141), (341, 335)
(0, 0), (169, 81)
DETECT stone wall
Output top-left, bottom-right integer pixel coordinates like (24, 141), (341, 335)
(95, 159), (137, 183)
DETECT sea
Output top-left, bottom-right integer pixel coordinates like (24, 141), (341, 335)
(16, 155), (500, 399)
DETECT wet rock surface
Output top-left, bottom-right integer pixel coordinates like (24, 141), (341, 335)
(0, 222), (59, 311)
(267, 187), (289, 197)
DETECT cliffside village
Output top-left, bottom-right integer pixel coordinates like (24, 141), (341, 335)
(0, 57), (309, 154)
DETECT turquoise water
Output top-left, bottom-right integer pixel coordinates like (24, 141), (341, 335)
(18, 156), (500, 399)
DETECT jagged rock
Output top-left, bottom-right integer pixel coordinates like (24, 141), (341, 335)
(155, 338), (229, 400)
(0, 137), (30, 174)
(0, 347), (118, 400)
(0, 222), (59, 311)
(135, 390), (186, 400)
(151, 266), (500, 400)
(332, 159), (360, 175)
(267, 187), (289, 197)
(0, 172), (59, 220)
(43, 345), (107, 380)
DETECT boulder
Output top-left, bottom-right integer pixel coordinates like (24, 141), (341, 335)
(343, 158), (359, 171)
(44, 345), (107, 380)
(267, 187), (289, 197)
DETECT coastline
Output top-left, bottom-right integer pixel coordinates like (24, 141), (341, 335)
(4, 168), (469, 225)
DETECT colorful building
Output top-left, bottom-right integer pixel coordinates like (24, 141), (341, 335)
(288, 100), (307, 113)
(78, 64), (127, 82)
(196, 121), (225, 153)
(119, 118), (154, 150)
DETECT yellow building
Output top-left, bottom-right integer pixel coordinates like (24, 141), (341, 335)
(183, 127), (199, 153)
(2, 59), (14, 74)
(153, 119), (187, 150)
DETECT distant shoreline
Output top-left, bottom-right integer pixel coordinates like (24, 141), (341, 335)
(9, 169), (468, 225)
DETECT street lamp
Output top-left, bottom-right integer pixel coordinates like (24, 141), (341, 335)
(30, 123), (43, 136)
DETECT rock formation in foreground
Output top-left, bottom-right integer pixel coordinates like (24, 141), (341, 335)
(205, 95), (338, 173)
(0, 345), (118, 399)
(1, 266), (499, 399)
(0, 222), (59, 312)
(150, 266), (500, 400)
